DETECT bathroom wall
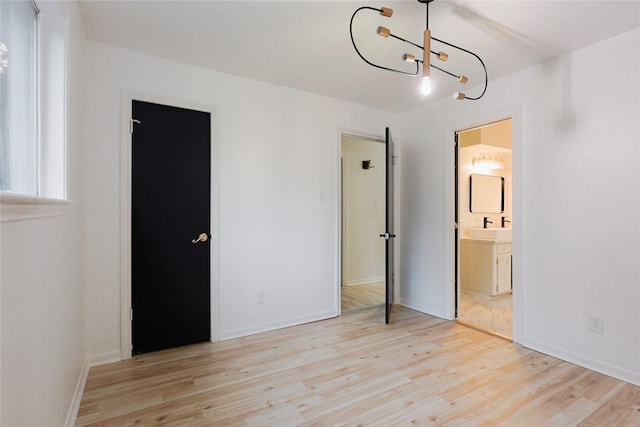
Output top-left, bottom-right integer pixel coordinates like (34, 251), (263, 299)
(341, 136), (386, 286)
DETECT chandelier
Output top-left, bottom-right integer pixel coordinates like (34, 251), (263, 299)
(350, 0), (488, 101)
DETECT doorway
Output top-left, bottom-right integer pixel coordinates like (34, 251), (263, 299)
(455, 118), (513, 339)
(131, 100), (211, 354)
(340, 134), (386, 312)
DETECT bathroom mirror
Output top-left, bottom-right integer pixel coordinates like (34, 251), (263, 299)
(469, 174), (504, 213)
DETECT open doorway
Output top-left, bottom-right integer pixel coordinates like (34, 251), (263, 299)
(455, 118), (513, 339)
(340, 134), (386, 312)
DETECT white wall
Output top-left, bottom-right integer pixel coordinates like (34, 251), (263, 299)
(400, 28), (640, 385)
(82, 41), (399, 357)
(341, 136), (386, 285)
(0, 2), (87, 425)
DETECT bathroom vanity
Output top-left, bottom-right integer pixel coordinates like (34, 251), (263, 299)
(460, 236), (512, 296)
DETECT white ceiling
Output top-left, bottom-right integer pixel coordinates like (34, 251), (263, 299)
(77, 0), (640, 113)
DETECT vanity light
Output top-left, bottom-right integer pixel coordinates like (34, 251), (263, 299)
(472, 153), (504, 170)
(350, 0), (488, 100)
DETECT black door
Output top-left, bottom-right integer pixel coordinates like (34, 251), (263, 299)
(382, 127), (396, 324)
(454, 132), (459, 318)
(131, 100), (211, 354)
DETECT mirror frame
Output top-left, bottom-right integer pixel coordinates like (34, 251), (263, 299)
(469, 173), (504, 213)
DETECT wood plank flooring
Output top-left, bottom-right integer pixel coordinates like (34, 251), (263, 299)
(341, 282), (385, 312)
(76, 306), (640, 426)
(458, 291), (512, 338)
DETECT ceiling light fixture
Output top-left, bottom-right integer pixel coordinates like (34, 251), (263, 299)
(350, 0), (488, 101)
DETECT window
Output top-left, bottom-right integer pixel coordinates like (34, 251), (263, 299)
(0, 0), (39, 195)
(0, 1), (69, 222)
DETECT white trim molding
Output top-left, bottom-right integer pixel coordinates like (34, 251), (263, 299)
(523, 337), (640, 387)
(220, 309), (338, 341)
(0, 192), (71, 222)
(64, 362), (90, 427)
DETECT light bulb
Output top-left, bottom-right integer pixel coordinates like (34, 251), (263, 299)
(420, 76), (432, 95)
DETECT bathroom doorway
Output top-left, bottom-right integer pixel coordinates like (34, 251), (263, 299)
(455, 118), (513, 339)
(340, 134), (386, 312)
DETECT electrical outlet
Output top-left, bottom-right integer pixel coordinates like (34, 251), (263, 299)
(257, 291), (265, 305)
(588, 314), (604, 334)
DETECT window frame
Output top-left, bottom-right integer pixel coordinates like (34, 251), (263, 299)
(1, 192), (68, 222)
(0, 0), (71, 223)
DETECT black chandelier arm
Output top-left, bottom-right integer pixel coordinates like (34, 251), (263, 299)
(404, 40), (487, 97)
(414, 58), (457, 79)
(431, 35), (488, 100)
(388, 33), (423, 51)
(385, 28), (446, 57)
(430, 63), (459, 80)
(350, 7), (420, 76)
(415, 35), (488, 100)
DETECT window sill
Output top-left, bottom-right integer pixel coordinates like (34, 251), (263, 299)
(1, 192), (72, 223)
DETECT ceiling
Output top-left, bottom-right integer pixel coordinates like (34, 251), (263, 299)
(77, 1), (640, 113)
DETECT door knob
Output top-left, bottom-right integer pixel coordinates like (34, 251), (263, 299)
(191, 233), (209, 244)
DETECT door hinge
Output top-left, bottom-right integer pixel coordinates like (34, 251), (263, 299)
(392, 155), (398, 165)
(130, 308), (134, 321)
(129, 118), (141, 134)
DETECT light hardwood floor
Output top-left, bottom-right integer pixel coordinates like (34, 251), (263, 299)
(458, 291), (512, 339)
(77, 306), (640, 426)
(341, 282), (385, 312)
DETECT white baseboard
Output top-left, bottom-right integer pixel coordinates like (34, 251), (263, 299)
(220, 309), (338, 341)
(344, 276), (385, 286)
(65, 351), (122, 426)
(64, 362), (89, 427)
(86, 350), (122, 367)
(399, 299), (639, 386)
(522, 337), (640, 387)
(398, 297), (449, 320)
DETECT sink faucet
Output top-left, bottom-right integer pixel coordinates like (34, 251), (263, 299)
(483, 217), (493, 229)
(501, 216), (511, 228)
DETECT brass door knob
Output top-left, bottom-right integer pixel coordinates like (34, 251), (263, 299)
(191, 233), (209, 244)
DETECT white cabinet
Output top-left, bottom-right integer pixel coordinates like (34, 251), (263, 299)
(460, 238), (512, 296)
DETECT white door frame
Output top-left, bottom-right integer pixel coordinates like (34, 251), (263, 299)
(119, 90), (220, 359)
(446, 106), (523, 343)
